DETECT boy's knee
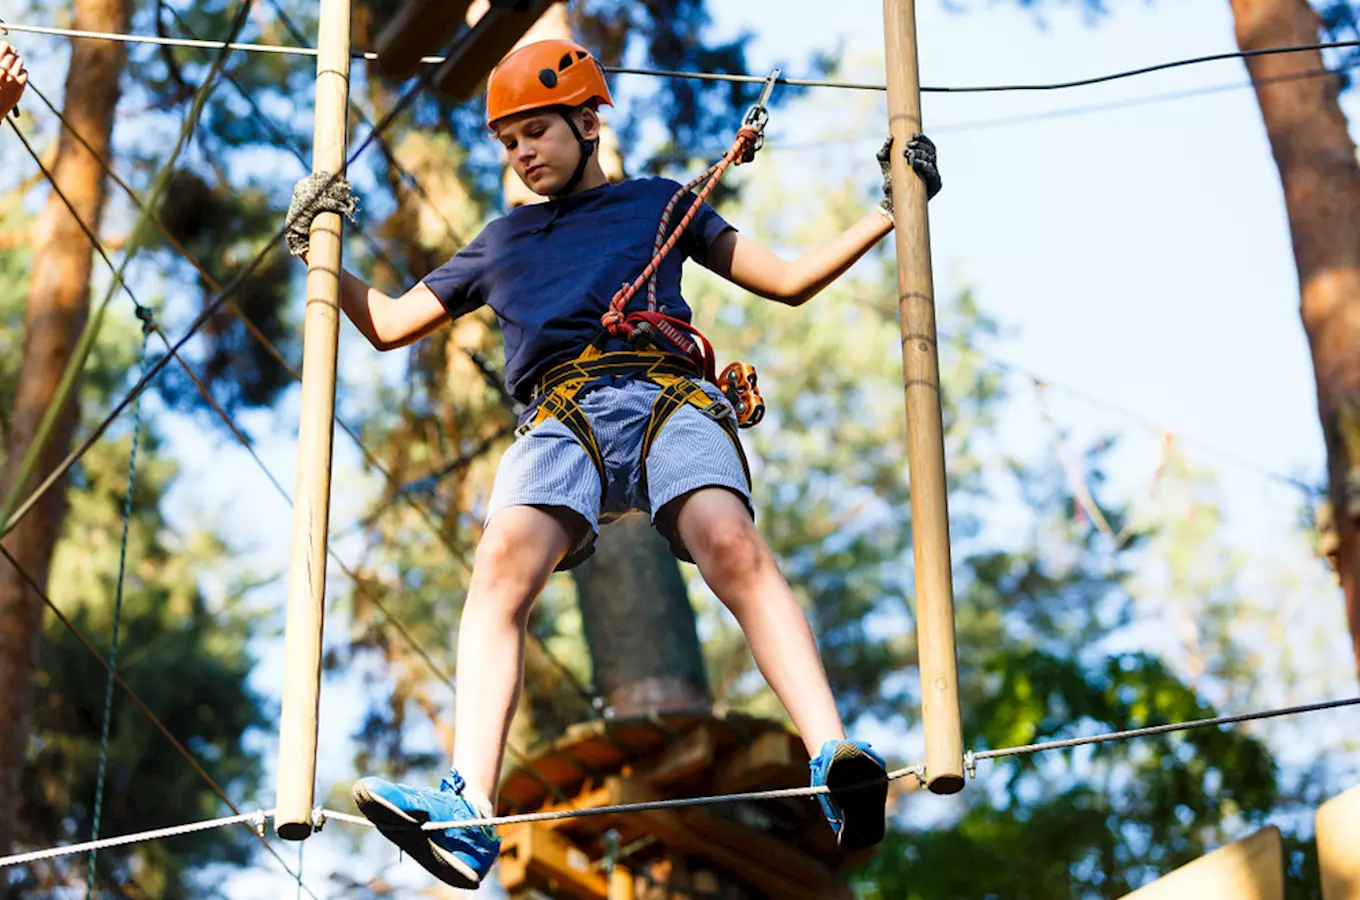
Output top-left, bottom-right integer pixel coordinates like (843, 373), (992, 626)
(474, 506), (582, 591)
(692, 516), (767, 583)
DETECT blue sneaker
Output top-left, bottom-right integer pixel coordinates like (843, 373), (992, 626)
(809, 740), (888, 852)
(352, 769), (500, 889)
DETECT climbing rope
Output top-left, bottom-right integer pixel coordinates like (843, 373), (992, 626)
(600, 70), (779, 381)
(84, 309), (154, 900)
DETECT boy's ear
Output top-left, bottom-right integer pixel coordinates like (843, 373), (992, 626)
(576, 105), (602, 141)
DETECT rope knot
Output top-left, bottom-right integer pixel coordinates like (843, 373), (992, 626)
(134, 305), (156, 335)
(601, 309), (629, 336)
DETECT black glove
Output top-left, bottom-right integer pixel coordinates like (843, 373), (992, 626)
(286, 170), (358, 257)
(877, 132), (943, 215)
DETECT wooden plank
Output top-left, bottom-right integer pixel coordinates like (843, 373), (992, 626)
(714, 730), (806, 793)
(605, 777), (847, 900)
(498, 821), (608, 900)
(1120, 827), (1283, 900)
(432, 0), (554, 101)
(640, 723), (715, 787)
(371, 0), (472, 79)
(1319, 784), (1360, 899)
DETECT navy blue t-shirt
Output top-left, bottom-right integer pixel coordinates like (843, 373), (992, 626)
(421, 177), (735, 403)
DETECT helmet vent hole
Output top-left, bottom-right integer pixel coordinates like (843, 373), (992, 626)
(558, 52), (574, 71)
(538, 68), (558, 88)
(576, 51), (588, 60)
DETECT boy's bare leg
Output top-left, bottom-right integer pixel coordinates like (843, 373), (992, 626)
(670, 487), (847, 756)
(452, 504), (582, 806)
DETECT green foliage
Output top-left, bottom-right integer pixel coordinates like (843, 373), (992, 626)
(0, 220), (268, 896)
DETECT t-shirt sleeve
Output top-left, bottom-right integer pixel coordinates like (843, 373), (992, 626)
(676, 193), (736, 265)
(420, 229), (489, 319)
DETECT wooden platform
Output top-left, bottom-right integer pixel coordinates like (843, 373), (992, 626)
(495, 711), (869, 899)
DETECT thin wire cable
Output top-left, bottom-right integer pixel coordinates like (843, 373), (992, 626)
(255, 0), (471, 254)
(84, 321), (151, 900)
(8, 21), (1360, 94)
(10, 111), (572, 805)
(0, 544), (320, 898)
(2, 37), (449, 539)
(0, 812), (272, 869)
(312, 761), (924, 832)
(935, 59), (1360, 135)
(928, 324), (1317, 496)
(969, 695), (1360, 763)
(3, 694), (1352, 868)
(20, 71), (590, 708)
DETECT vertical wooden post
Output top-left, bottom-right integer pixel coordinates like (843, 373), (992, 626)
(1119, 826), (1283, 899)
(881, 0), (964, 794)
(274, 0), (351, 841)
(1318, 784), (1360, 899)
(608, 865), (636, 900)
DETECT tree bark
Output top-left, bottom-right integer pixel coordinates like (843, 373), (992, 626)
(574, 517), (711, 715)
(0, 0), (129, 854)
(1228, 0), (1360, 678)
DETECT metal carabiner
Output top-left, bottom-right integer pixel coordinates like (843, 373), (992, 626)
(737, 67), (780, 162)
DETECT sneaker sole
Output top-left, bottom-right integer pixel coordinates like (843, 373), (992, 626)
(825, 743), (888, 852)
(352, 782), (483, 889)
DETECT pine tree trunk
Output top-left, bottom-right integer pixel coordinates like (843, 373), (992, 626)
(0, 0), (129, 854)
(574, 516), (711, 715)
(1228, 0), (1360, 678)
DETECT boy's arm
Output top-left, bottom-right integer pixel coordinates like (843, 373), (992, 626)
(288, 174), (450, 350)
(700, 132), (941, 308)
(336, 269), (449, 351)
(701, 211), (892, 308)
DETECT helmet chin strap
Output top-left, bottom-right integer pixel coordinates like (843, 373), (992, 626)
(554, 109), (597, 199)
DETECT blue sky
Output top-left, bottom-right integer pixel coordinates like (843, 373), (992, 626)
(5, 0), (1358, 894)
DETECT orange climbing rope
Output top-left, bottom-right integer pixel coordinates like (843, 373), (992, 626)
(600, 70), (777, 393)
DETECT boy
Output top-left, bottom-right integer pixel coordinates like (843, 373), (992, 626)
(287, 39), (941, 890)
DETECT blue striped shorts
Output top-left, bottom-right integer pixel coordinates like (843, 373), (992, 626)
(486, 376), (753, 569)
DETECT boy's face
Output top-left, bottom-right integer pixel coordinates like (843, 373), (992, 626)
(494, 107), (599, 197)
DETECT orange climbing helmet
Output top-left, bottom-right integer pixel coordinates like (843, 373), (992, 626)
(486, 38), (613, 128)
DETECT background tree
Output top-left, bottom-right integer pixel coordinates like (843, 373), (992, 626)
(0, 0), (131, 858)
(0, 216), (269, 897)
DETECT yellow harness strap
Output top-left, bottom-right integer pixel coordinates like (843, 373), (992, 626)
(519, 349), (752, 506)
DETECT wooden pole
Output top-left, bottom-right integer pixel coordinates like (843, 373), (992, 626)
(881, 0), (964, 793)
(274, 0), (351, 841)
(1317, 784), (1360, 899)
(1119, 826), (1283, 900)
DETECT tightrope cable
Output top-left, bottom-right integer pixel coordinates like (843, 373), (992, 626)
(968, 695), (1360, 764)
(1, 812), (271, 869)
(0, 544), (320, 898)
(2, 694), (1353, 869)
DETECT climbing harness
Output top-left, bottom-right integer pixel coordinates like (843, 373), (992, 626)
(519, 346), (751, 507)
